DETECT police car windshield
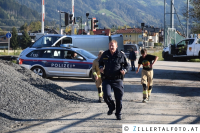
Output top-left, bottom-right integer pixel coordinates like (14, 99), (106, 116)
(75, 49), (97, 59)
(31, 36), (61, 48)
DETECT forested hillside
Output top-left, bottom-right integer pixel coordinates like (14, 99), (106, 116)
(0, 0), (188, 31)
(14, 0), (164, 28)
(0, 0), (40, 30)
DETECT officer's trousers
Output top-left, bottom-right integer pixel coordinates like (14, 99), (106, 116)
(102, 79), (124, 115)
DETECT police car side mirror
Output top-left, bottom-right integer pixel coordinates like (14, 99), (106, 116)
(77, 56), (84, 60)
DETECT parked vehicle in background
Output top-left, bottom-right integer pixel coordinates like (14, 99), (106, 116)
(34, 33), (48, 42)
(17, 34), (123, 64)
(123, 44), (140, 59)
(162, 36), (200, 61)
(18, 44), (96, 80)
(24, 34), (123, 54)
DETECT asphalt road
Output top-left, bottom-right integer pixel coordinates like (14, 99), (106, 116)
(15, 61), (200, 133)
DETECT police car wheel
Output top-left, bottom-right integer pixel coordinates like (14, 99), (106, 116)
(31, 67), (46, 78)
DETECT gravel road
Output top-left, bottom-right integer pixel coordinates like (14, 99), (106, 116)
(1, 60), (200, 133)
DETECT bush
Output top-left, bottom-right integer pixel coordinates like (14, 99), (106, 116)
(154, 43), (163, 46)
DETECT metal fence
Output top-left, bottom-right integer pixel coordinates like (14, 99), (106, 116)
(144, 41), (154, 47)
(165, 28), (185, 46)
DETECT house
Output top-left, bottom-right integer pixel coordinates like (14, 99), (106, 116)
(115, 28), (144, 44)
(0, 35), (8, 49)
(143, 26), (162, 47)
(77, 29), (111, 36)
(18, 28), (59, 43)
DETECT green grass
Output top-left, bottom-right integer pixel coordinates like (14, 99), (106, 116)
(151, 50), (164, 61)
(189, 59), (200, 62)
(0, 50), (22, 56)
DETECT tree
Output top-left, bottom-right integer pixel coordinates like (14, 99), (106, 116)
(29, 21), (41, 32)
(0, 28), (6, 36)
(74, 27), (77, 35)
(90, 31), (94, 35)
(183, 0), (200, 33)
(21, 30), (31, 49)
(65, 26), (71, 34)
(10, 27), (18, 52)
(19, 22), (29, 32)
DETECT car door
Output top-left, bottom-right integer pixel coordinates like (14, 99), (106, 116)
(63, 50), (88, 77)
(187, 39), (195, 56)
(41, 49), (63, 76)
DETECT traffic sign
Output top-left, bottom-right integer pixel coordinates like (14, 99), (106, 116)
(6, 33), (12, 38)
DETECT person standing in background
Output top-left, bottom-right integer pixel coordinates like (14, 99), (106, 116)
(129, 47), (136, 71)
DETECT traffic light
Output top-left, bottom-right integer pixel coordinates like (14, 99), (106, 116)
(91, 18), (98, 31)
(65, 13), (73, 26)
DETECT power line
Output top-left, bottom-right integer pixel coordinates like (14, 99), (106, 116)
(172, 2), (186, 36)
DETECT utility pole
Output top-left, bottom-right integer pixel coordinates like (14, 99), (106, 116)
(86, 13), (90, 35)
(71, 0), (74, 35)
(186, 0), (189, 38)
(164, 0), (166, 46)
(59, 10), (62, 34)
(170, 0), (174, 28)
(41, 0), (45, 33)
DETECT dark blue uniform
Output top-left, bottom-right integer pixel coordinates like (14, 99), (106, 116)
(129, 50), (136, 71)
(99, 49), (129, 117)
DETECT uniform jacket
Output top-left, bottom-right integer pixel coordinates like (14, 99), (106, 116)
(92, 58), (101, 76)
(99, 49), (129, 78)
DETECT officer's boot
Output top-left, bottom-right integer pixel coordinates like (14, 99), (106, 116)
(142, 84), (148, 103)
(107, 100), (115, 115)
(98, 87), (104, 103)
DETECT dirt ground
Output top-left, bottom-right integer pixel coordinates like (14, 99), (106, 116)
(8, 61), (200, 133)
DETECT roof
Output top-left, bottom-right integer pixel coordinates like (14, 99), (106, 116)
(116, 28), (142, 34)
(33, 46), (82, 51)
(78, 29), (110, 36)
(144, 27), (161, 33)
(0, 35), (6, 38)
(32, 28), (58, 34)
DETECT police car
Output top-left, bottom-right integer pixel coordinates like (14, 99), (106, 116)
(18, 44), (97, 79)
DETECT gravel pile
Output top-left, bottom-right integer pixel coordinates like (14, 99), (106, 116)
(0, 60), (87, 132)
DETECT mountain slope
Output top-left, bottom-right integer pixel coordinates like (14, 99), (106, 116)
(11, 0), (188, 29)
(0, 0), (40, 30)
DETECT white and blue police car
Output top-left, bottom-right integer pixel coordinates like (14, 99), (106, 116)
(18, 44), (97, 80)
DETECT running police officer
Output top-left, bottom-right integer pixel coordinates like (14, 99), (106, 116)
(99, 40), (129, 120)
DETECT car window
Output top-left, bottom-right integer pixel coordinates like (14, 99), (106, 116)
(55, 37), (72, 47)
(31, 36), (61, 48)
(188, 39), (194, 44)
(75, 49), (96, 59)
(177, 41), (185, 46)
(62, 37), (72, 44)
(41, 50), (52, 58)
(53, 50), (61, 58)
(124, 45), (138, 53)
(26, 50), (43, 58)
(41, 50), (62, 58)
(64, 50), (83, 60)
